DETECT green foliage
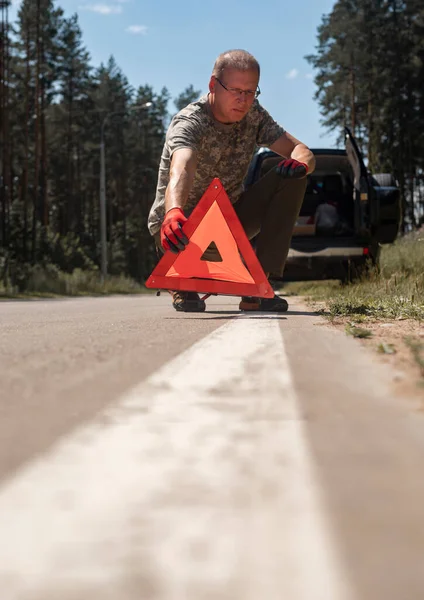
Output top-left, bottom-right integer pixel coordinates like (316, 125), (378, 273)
(281, 235), (424, 321)
(404, 336), (424, 376)
(380, 233), (424, 281)
(345, 323), (373, 338)
(0, 0), (198, 290)
(377, 342), (396, 354)
(0, 261), (146, 297)
(329, 295), (424, 321)
(306, 0), (424, 228)
(174, 84), (202, 113)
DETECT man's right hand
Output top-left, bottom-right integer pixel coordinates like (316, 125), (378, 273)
(276, 158), (308, 179)
(160, 207), (189, 253)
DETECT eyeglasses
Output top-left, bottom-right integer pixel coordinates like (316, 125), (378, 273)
(215, 77), (261, 99)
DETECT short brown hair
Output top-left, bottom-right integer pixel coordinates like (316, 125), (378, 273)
(212, 49), (260, 80)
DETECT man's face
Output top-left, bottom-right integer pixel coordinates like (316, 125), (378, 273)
(208, 68), (259, 124)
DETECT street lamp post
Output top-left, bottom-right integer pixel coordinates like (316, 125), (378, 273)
(99, 102), (152, 282)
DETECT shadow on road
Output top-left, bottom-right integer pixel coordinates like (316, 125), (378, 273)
(164, 314), (288, 321)
(286, 310), (327, 317)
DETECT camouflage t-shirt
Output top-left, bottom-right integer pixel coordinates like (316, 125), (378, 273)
(147, 94), (285, 236)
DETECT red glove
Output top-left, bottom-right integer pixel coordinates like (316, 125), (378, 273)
(160, 207), (189, 253)
(276, 158), (308, 179)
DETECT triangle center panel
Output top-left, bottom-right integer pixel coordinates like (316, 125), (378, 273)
(200, 242), (223, 262)
(165, 201), (255, 284)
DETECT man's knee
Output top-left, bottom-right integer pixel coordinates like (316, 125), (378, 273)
(277, 173), (308, 195)
(275, 176), (307, 217)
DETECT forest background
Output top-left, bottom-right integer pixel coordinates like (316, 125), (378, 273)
(0, 0), (423, 293)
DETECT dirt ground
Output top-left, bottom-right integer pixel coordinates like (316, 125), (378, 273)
(309, 301), (424, 403)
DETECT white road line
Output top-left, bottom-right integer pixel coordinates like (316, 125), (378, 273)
(0, 316), (352, 600)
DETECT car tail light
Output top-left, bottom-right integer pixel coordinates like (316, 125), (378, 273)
(363, 247), (370, 256)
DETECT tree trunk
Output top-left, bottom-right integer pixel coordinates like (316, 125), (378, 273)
(32, 0), (41, 262)
(66, 63), (74, 233)
(0, 1), (11, 247)
(40, 35), (48, 227)
(21, 29), (31, 261)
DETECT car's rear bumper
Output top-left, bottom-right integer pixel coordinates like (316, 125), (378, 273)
(283, 241), (369, 281)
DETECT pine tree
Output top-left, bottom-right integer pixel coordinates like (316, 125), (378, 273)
(307, 0), (424, 230)
(49, 12), (92, 238)
(13, 0), (64, 261)
(0, 0), (12, 249)
(0, 0), (212, 283)
(174, 84), (202, 113)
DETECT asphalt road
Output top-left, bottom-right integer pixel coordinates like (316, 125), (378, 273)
(1, 294), (424, 600)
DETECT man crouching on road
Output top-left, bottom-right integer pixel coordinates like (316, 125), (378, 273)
(147, 49), (316, 313)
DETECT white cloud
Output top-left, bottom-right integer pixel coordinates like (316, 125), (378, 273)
(286, 69), (299, 80)
(79, 4), (123, 14)
(126, 25), (148, 34)
(305, 73), (313, 80)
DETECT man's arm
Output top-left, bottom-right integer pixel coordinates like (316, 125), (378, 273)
(269, 131), (316, 174)
(159, 148), (197, 253)
(165, 147), (198, 212)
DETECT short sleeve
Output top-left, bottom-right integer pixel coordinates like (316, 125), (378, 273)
(255, 104), (285, 148)
(166, 115), (203, 157)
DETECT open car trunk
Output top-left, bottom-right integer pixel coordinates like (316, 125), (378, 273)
(247, 128), (400, 245)
(256, 152), (356, 238)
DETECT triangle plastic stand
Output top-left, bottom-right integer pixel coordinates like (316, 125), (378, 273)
(145, 178), (274, 298)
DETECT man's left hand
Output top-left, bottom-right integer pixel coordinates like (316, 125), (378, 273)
(276, 158), (308, 179)
(160, 207), (189, 253)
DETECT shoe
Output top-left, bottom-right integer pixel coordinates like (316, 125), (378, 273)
(239, 294), (289, 312)
(171, 291), (206, 312)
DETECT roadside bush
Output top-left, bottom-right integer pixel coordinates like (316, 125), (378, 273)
(281, 233), (424, 321)
(0, 263), (145, 297)
(380, 233), (424, 283)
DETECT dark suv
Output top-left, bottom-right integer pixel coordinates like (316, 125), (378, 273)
(245, 127), (402, 282)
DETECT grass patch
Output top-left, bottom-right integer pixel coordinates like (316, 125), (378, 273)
(327, 296), (424, 321)
(377, 342), (396, 354)
(404, 337), (424, 377)
(281, 233), (424, 322)
(0, 266), (149, 298)
(280, 279), (341, 299)
(345, 323), (373, 338)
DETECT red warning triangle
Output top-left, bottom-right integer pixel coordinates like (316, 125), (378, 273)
(145, 178), (274, 298)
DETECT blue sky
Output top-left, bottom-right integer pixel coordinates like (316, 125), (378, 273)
(10, 0), (340, 148)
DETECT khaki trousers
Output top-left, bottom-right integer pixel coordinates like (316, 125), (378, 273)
(154, 169), (307, 278)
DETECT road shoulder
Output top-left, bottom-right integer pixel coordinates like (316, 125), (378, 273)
(301, 296), (424, 404)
